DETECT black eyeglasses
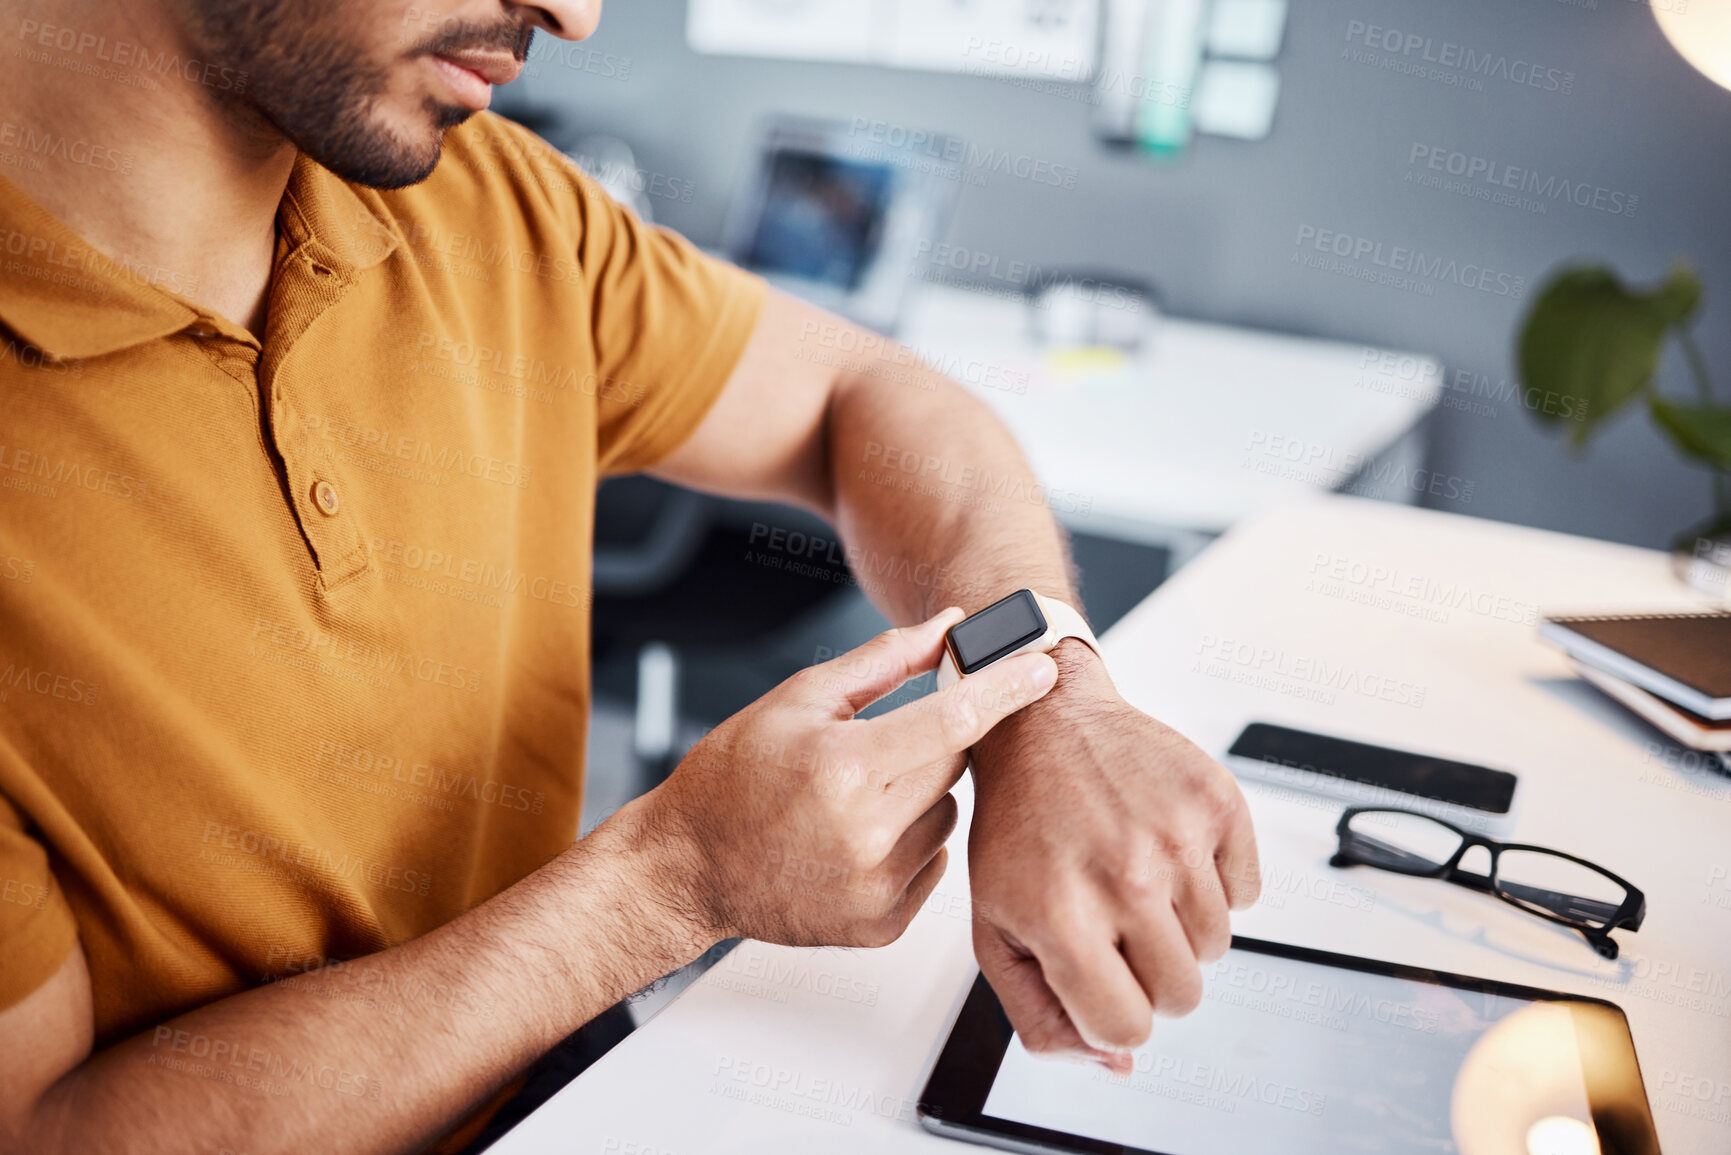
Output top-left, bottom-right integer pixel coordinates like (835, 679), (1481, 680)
(1331, 808), (1645, 959)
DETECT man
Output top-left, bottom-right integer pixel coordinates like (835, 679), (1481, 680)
(0, 1), (1260, 1152)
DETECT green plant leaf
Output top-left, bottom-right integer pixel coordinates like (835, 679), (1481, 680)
(1650, 265), (1703, 325)
(1651, 398), (1731, 470)
(1517, 263), (1702, 448)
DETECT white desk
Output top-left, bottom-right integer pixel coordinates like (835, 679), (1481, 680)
(494, 498), (1730, 1155)
(895, 286), (1443, 560)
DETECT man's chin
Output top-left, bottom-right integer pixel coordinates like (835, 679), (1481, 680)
(430, 100), (480, 133)
(314, 103), (473, 190)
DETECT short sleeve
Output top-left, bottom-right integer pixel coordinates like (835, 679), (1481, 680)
(571, 175), (766, 477)
(0, 791), (77, 1012)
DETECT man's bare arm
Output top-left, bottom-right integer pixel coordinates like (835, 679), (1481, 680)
(0, 815), (707, 1155)
(659, 289), (1260, 1065)
(655, 289), (1072, 617)
(0, 617), (1054, 1155)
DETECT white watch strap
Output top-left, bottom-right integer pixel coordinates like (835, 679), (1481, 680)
(1033, 592), (1101, 660)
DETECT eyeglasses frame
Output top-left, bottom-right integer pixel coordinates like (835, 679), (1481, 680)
(1331, 806), (1646, 960)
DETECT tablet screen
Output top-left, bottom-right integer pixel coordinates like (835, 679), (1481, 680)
(981, 947), (1599, 1155)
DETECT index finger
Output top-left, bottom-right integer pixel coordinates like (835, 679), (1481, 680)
(854, 651), (1058, 812)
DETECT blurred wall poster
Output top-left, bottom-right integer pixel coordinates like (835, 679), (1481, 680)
(687, 0), (1101, 80)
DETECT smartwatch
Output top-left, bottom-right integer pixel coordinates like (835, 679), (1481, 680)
(936, 589), (1103, 690)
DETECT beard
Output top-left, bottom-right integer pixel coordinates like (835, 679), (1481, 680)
(180, 0), (535, 189)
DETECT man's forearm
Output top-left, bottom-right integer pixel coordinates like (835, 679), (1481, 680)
(826, 365), (1079, 623)
(18, 809), (708, 1155)
(823, 359), (1118, 766)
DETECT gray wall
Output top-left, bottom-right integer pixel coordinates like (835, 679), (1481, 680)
(512, 0), (1730, 550)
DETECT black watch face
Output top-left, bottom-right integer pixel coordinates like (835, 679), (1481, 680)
(948, 589), (1047, 675)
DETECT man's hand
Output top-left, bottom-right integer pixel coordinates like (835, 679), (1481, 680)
(624, 609), (1059, 951)
(968, 644), (1260, 1071)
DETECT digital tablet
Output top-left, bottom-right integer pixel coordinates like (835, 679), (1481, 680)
(919, 937), (1659, 1155)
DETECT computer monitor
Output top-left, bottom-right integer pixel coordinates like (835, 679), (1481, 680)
(724, 117), (960, 334)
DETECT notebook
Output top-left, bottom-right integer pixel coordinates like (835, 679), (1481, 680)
(1573, 661), (1731, 751)
(1540, 612), (1731, 720)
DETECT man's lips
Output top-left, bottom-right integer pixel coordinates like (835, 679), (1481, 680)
(435, 51), (523, 87)
(428, 51), (522, 110)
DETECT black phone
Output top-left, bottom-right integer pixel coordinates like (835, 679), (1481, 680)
(1225, 723), (1518, 830)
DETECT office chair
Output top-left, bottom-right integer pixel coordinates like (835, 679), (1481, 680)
(590, 475), (856, 783)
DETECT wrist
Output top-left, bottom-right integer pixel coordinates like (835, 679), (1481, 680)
(589, 793), (726, 963)
(971, 638), (1117, 770)
(439, 806), (718, 1051)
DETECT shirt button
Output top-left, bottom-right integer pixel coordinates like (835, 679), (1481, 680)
(186, 323), (218, 340)
(312, 480), (341, 516)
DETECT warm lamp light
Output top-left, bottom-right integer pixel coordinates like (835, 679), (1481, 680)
(1525, 1116), (1599, 1155)
(1450, 1003), (1600, 1155)
(1656, 1), (1731, 92)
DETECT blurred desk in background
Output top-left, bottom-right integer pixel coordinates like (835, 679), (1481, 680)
(896, 285), (1444, 566)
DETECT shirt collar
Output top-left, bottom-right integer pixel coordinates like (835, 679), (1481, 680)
(0, 153), (400, 362)
(0, 168), (197, 361)
(277, 152), (402, 277)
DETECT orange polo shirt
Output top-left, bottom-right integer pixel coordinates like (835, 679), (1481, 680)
(0, 112), (762, 1140)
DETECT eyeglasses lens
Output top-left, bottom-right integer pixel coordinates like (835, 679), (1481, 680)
(1495, 849), (1626, 928)
(1344, 810), (1462, 873)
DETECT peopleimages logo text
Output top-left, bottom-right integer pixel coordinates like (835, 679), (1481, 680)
(1343, 21), (1573, 94)
(1293, 226), (1526, 299)
(846, 118), (1079, 190)
(15, 20), (248, 92)
(1408, 145), (1637, 218)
